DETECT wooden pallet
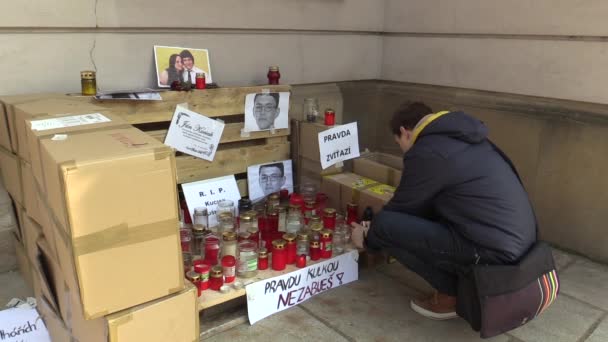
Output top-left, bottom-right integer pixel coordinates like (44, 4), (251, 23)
(112, 85), (293, 186)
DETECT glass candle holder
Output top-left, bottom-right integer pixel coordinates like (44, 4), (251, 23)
(219, 212), (235, 233)
(296, 232), (310, 256)
(320, 229), (333, 259)
(80, 70), (96, 96)
(346, 202), (359, 224)
(194, 263), (210, 291)
(258, 248), (269, 270)
(221, 255), (236, 283)
(239, 213), (254, 233)
(282, 233), (297, 265)
(323, 208), (337, 230)
(332, 227), (346, 255)
(204, 235), (221, 265)
(277, 206), (287, 232)
(303, 98), (320, 123)
(191, 225), (205, 259)
(310, 241), (321, 261)
(217, 200), (235, 218)
(209, 266), (224, 291)
(271, 239), (287, 271)
(222, 231), (237, 258)
(237, 240), (258, 278)
(324, 109), (336, 126)
(267, 193), (280, 211)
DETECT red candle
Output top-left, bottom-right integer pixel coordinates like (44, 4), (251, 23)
(272, 239), (287, 271)
(346, 202), (358, 225)
(258, 248), (269, 270)
(320, 229), (333, 259)
(296, 255), (307, 268)
(310, 241), (321, 261)
(247, 227), (260, 247)
(315, 193), (328, 213)
(221, 255), (236, 283)
(324, 109), (336, 126)
(186, 271), (201, 296)
(267, 66), (280, 85)
(323, 208), (337, 230)
(267, 211), (279, 233)
(194, 263), (210, 291)
(204, 235), (220, 265)
(195, 73), (206, 89)
(283, 233), (297, 265)
(209, 266), (223, 291)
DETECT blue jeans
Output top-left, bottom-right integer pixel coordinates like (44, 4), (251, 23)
(367, 210), (505, 296)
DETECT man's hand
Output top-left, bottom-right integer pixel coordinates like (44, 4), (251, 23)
(351, 222), (370, 250)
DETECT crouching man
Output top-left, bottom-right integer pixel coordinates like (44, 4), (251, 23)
(352, 102), (536, 320)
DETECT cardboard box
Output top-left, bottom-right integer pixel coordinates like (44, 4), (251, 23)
(39, 126), (184, 319)
(25, 112), (130, 189)
(299, 121), (330, 162)
(12, 230), (34, 290)
(0, 146), (22, 205)
(19, 159), (44, 224)
(34, 238), (67, 318)
(321, 172), (395, 218)
(36, 296), (73, 342)
(0, 93), (62, 152)
(21, 213), (43, 265)
(353, 152), (403, 187)
(11, 97), (107, 161)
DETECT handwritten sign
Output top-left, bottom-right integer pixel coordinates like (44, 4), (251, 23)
(0, 308), (50, 341)
(164, 106), (224, 161)
(318, 122), (360, 169)
(246, 250), (358, 324)
(181, 175), (242, 227)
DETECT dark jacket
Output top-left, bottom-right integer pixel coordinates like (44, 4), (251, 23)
(384, 111), (536, 262)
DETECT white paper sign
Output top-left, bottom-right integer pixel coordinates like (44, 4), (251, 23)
(181, 175), (241, 227)
(30, 113), (111, 131)
(164, 106), (224, 161)
(246, 250), (359, 324)
(0, 308), (51, 341)
(318, 122), (360, 169)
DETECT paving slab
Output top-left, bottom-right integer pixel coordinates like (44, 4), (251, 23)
(551, 248), (578, 271)
(376, 262), (434, 294)
(301, 270), (507, 342)
(203, 306), (349, 342)
(509, 295), (603, 342)
(559, 258), (608, 311)
(586, 315), (608, 342)
(0, 271), (33, 306)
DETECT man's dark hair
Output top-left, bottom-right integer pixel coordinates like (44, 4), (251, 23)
(390, 102), (434, 136)
(254, 93), (280, 108)
(259, 162), (284, 176)
(179, 50), (194, 62)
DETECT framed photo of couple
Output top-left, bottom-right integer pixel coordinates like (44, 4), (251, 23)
(154, 45), (213, 88)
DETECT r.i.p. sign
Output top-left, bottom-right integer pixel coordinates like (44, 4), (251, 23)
(317, 122), (360, 169)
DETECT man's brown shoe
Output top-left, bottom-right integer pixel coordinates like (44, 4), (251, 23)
(410, 291), (458, 320)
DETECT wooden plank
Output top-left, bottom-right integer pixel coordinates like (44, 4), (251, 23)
(145, 124), (290, 144)
(176, 142), (290, 184)
(107, 85), (291, 125)
(198, 247), (357, 310)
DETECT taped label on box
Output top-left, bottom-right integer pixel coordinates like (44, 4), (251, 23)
(30, 113), (111, 131)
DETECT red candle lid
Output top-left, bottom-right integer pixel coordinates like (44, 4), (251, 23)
(194, 263), (210, 274)
(221, 255), (236, 266)
(289, 193), (304, 206)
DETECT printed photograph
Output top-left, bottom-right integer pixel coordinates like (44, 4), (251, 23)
(154, 45), (212, 88)
(243, 92), (290, 132)
(247, 159), (293, 201)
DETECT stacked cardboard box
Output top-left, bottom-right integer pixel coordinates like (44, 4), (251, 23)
(352, 152), (403, 187)
(320, 172), (396, 218)
(296, 121), (343, 188)
(0, 96), (200, 342)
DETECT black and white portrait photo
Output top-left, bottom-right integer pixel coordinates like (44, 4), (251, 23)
(244, 92), (290, 132)
(247, 159), (294, 201)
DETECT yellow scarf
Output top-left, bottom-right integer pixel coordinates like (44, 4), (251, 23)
(411, 111), (450, 144)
